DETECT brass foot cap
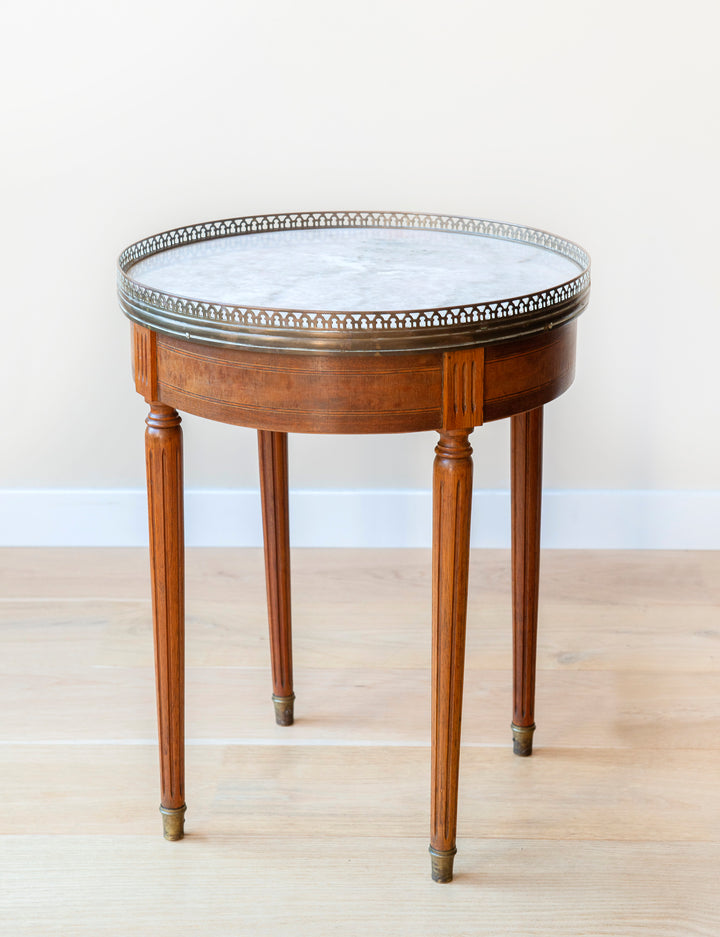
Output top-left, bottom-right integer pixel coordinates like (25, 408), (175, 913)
(511, 722), (536, 757)
(429, 846), (457, 883)
(273, 693), (295, 727)
(160, 804), (187, 841)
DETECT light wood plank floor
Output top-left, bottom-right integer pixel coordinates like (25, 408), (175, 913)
(1, 548), (718, 936)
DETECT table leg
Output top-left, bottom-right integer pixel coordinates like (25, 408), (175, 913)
(145, 404), (186, 840)
(430, 429), (473, 883)
(258, 430), (295, 726)
(511, 407), (543, 756)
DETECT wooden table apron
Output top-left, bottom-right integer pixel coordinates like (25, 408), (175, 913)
(132, 316), (577, 881)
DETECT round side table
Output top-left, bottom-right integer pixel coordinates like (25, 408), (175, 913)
(118, 210), (590, 882)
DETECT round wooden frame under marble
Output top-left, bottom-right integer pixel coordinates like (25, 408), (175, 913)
(133, 320), (576, 434)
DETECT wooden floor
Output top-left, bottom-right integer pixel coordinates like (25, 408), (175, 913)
(1, 548), (718, 936)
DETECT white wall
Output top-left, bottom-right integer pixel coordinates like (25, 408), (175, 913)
(1, 1), (718, 545)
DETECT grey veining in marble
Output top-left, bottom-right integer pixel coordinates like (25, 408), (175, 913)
(130, 227), (582, 313)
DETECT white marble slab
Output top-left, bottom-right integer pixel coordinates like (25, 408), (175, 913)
(129, 227), (582, 313)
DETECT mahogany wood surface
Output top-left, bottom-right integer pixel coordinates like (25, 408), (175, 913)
(135, 319), (576, 433)
(144, 404), (185, 825)
(153, 335), (442, 434)
(258, 430), (294, 725)
(133, 311), (577, 878)
(511, 408), (544, 755)
(482, 322), (576, 423)
(430, 430), (473, 882)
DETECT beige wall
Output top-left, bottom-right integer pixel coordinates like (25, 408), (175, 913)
(2, 1), (718, 497)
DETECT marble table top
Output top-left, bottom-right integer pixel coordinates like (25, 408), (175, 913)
(118, 211), (590, 352)
(129, 227), (581, 313)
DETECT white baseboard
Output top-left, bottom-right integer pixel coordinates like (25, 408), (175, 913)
(0, 489), (718, 548)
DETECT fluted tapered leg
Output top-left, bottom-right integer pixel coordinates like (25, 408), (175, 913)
(430, 429), (473, 883)
(258, 430), (294, 726)
(511, 407), (543, 757)
(145, 403), (186, 839)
